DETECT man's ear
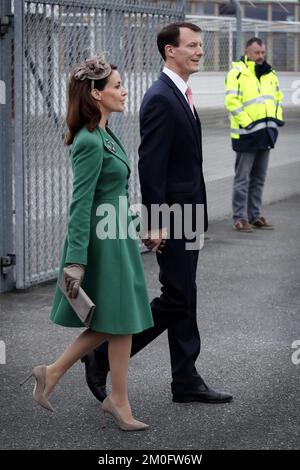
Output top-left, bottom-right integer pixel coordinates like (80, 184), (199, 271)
(91, 88), (101, 101)
(165, 44), (175, 59)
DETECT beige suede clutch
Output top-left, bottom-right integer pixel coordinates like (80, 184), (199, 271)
(59, 267), (96, 328)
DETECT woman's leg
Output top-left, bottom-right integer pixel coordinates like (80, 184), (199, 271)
(41, 332), (144, 425)
(108, 335), (141, 424)
(44, 329), (110, 397)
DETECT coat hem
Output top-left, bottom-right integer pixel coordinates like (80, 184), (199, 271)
(50, 318), (154, 335)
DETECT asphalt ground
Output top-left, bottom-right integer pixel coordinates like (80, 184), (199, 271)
(0, 196), (299, 450)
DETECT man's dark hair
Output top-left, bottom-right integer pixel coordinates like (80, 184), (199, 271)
(157, 22), (202, 61)
(245, 37), (264, 49)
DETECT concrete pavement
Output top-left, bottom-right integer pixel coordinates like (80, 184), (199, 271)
(201, 110), (300, 220)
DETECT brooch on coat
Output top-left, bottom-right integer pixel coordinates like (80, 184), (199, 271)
(105, 138), (116, 153)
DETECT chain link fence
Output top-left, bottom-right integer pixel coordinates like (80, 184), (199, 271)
(2, 1), (299, 291)
(13, 0), (184, 288)
(188, 15), (300, 71)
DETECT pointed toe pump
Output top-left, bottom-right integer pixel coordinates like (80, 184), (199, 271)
(20, 365), (54, 412)
(102, 397), (149, 432)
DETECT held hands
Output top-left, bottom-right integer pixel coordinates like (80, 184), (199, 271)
(64, 264), (85, 298)
(142, 228), (168, 254)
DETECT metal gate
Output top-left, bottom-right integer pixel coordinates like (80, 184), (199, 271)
(0, 0), (184, 291)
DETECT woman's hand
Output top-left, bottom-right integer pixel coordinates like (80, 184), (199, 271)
(64, 264), (85, 298)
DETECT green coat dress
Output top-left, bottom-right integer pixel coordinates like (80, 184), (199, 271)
(50, 126), (154, 334)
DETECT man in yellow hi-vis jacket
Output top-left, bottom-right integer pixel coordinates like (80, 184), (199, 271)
(225, 37), (284, 232)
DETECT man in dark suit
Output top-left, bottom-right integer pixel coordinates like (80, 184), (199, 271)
(82, 22), (232, 404)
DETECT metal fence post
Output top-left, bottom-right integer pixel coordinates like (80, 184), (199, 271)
(229, 21), (233, 68)
(0, 0), (14, 293)
(233, 0), (242, 59)
(14, 0), (25, 289)
(179, 0), (187, 13)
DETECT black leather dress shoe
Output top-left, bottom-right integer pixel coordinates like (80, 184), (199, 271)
(172, 383), (233, 404)
(81, 352), (108, 403)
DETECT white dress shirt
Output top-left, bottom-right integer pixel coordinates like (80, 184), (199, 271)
(162, 66), (194, 114)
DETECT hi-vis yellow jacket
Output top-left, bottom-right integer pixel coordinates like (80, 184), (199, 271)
(225, 56), (284, 152)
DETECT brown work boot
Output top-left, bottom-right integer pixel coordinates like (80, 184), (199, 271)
(251, 217), (274, 230)
(233, 218), (253, 232)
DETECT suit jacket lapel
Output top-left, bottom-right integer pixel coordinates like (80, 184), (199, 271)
(159, 73), (202, 158)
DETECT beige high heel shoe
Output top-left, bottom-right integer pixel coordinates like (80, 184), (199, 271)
(102, 397), (149, 432)
(20, 365), (54, 412)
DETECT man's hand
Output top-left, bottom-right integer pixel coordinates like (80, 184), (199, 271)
(64, 264), (85, 298)
(142, 228), (168, 254)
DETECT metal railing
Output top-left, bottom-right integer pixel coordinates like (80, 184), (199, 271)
(188, 15), (300, 71)
(0, 0), (14, 293)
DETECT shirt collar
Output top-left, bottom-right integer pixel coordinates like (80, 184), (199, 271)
(163, 66), (188, 97)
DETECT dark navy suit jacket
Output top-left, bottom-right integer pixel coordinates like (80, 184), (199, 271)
(138, 72), (208, 234)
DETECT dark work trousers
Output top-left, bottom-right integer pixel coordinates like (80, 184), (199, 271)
(93, 236), (203, 393)
(232, 149), (270, 222)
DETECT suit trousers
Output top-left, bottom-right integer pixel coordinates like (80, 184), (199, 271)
(93, 236), (204, 392)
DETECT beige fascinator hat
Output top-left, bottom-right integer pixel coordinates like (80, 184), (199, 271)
(72, 55), (112, 88)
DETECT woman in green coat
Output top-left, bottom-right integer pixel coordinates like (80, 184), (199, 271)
(21, 57), (153, 431)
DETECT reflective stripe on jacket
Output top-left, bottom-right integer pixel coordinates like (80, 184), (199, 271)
(224, 56), (284, 151)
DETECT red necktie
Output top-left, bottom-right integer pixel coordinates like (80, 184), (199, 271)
(185, 86), (194, 114)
